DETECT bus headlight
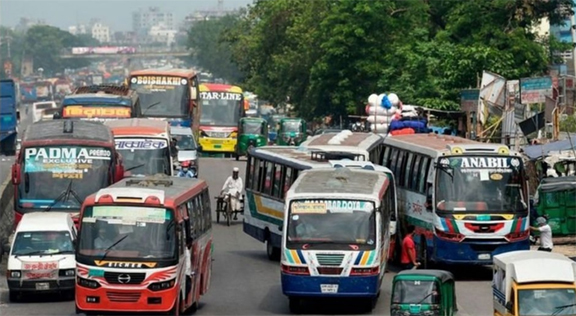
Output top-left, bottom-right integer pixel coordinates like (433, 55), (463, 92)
(9, 270), (21, 278)
(148, 279), (176, 291)
(64, 269), (75, 276)
(77, 276), (100, 289)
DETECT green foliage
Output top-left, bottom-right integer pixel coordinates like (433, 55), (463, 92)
(560, 115), (576, 133)
(0, 25), (94, 79)
(187, 14), (244, 83)
(187, 0), (574, 120)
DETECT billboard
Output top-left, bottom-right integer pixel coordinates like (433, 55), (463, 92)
(520, 76), (553, 104)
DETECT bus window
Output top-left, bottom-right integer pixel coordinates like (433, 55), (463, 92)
(273, 166), (282, 198)
(382, 147), (391, 168)
(397, 151), (407, 186)
(419, 158), (431, 194)
(284, 167), (292, 195)
(410, 155), (422, 191)
(264, 162), (274, 196)
(404, 153), (414, 189)
(390, 149), (399, 175)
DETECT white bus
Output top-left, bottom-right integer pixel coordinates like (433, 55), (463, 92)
(244, 131), (394, 260)
(281, 168), (394, 313)
(379, 133), (530, 266)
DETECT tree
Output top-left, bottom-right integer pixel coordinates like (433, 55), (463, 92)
(187, 14), (244, 83)
(221, 0), (574, 119)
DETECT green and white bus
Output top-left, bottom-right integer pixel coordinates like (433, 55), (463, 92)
(244, 131), (396, 260)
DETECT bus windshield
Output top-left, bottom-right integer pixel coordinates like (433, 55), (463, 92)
(518, 288), (576, 316)
(116, 138), (170, 176)
(78, 205), (177, 260)
(286, 199), (376, 250)
(130, 76), (189, 118)
(200, 94), (242, 127)
(436, 156), (527, 213)
(18, 146), (112, 210)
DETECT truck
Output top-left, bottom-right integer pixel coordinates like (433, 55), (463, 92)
(493, 250), (576, 316)
(0, 79), (19, 155)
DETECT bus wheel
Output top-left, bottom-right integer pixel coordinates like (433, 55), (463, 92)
(362, 297), (377, 312)
(289, 297), (303, 314)
(266, 239), (280, 261)
(168, 295), (181, 316)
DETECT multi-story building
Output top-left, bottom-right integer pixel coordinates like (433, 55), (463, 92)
(549, 1), (576, 75)
(68, 24), (88, 35)
(132, 7), (174, 40)
(149, 23), (178, 46)
(91, 22), (111, 43)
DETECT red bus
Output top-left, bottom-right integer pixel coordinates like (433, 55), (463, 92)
(75, 175), (213, 315)
(10, 120), (124, 227)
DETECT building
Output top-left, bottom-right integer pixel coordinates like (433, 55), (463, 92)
(68, 25), (88, 35)
(91, 22), (111, 43)
(14, 18), (46, 33)
(148, 23), (178, 46)
(132, 7), (174, 40)
(549, 1), (576, 75)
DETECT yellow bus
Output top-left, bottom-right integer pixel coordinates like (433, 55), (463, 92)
(198, 83), (245, 156)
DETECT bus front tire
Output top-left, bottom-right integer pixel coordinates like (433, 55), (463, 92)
(266, 239), (280, 261)
(289, 297), (303, 314)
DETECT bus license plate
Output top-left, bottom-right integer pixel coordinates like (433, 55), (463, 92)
(478, 254), (491, 260)
(321, 284), (338, 293)
(36, 282), (50, 290)
(211, 139), (224, 144)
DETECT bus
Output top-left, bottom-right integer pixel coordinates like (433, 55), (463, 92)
(244, 131), (392, 260)
(104, 118), (175, 177)
(379, 133), (530, 266)
(198, 83), (245, 156)
(75, 175), (213, 315)
(10, 120), (124, 226)
(128, 69), (200, 129)
(56, 85), (139, 122)
(281, 168), (394, 313)
(299, 130), (385, 162)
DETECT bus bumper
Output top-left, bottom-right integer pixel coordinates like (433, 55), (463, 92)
(199, 137), (236, 153)
(432, 236), (530, 264)
(75, 284), (178, 313)
(281, 273), (380, 298)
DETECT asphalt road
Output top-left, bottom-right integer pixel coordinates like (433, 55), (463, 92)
(0, 156), (496, 315)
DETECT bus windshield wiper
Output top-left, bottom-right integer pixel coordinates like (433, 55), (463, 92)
(142, 101), (161, 116)
(125, 163), (145, 172)
(98, 235), (129, 263)
(44, 180), (73, 212)
(552, 303), (576, 315)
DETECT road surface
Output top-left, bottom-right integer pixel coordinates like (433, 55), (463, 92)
(0, 157), (494, 315)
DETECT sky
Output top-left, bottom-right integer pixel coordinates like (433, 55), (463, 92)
(0, 0), (253, 31)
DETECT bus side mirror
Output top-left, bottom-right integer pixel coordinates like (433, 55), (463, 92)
(278, 225), (283, 232)
(389, 221), (397, 235)
(11, 164), (20, 185)
(53, 112), (61, 119)
(3, 242), (10, 254)
(190, 87), (197, 101)
(115, 164), (124, 182)
(426, 195), (433, 210)
(197, 145), (202, 152)
(505, 301), (513, 312)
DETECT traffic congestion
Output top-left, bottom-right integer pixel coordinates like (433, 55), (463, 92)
(2, 1), (576, 316)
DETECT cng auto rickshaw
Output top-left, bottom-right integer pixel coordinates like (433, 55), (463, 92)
(535, 176), (576, 236)
(276, 118), (307, 146)
(391, 270), (458, 316)
(236, 117), (268, 160)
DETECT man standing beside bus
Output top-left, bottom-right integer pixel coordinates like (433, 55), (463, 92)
(401, 225), (420, 270)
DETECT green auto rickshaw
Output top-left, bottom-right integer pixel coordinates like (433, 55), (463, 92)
(235, 117), (268, 160)
(276, 118), (307, 146)
(391, 270), (458, 316)
(535, 176), (576, 236)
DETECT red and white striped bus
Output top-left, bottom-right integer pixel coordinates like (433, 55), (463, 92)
(75, 175), (213, 315)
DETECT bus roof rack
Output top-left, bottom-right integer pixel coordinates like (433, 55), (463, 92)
(310, 150), (365, 162)
(126, 177), (173, 188)
(74, 84), (131, 96)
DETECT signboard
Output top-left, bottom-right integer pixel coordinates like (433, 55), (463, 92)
(91, 206), (168, 224)
(460, 89), (479, 112)
(291, 199), (374, 214)
(115, 138), (168, 150)
(130, 76), (187, 86)
(63, 106), (131, 119)
(520, 77), (553, 104)
(22, 261), (59, 280)
(24, 146), (111, 179)
(200, 91), (242, 101)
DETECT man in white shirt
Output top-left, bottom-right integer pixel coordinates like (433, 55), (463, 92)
(530, 217), (553, 252)
(221, 167), (244, 219)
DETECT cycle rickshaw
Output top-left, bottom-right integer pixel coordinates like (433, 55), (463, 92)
(215, 193), (245, 226)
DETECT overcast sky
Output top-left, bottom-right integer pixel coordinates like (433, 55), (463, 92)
(0, 0), (253, 31)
